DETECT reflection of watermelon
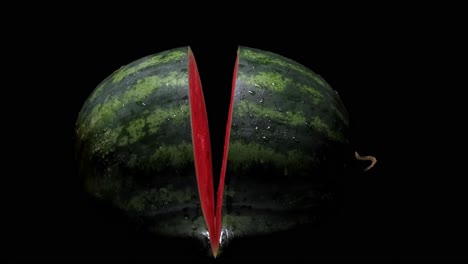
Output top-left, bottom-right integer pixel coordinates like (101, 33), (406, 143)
(76, 46), (353, 257)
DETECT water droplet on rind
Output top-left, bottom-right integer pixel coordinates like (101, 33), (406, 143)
(136, 101), (146, 107)
(248, 90), (256, 95)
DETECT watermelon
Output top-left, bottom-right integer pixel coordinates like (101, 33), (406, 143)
(76, 46), (357, 257)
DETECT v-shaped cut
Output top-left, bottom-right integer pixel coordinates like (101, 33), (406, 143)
(188, 47), (239, 257)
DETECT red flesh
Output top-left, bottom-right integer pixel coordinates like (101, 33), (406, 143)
(214, 48), (240, 256)
(188, 47), (240, 257)
(188, 48), (215, 253)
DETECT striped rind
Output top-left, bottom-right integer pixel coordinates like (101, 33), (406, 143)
(227, 47), (350, 176)
(76, 46), (353, 245)
(221, 46), (351, 237)
(77, 47), (192, 160)
(75, 47), (204, 239)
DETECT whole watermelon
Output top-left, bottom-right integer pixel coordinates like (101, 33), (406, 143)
(76, 46), (353, 257)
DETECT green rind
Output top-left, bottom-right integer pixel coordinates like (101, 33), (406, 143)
(77, 47), (192, 157)
(76, 47), (202, 239)
(222, 46), (351, 239)
(230, 46), (350, 156)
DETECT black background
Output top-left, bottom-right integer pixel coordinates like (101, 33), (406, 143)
(6, 7), (466, 263)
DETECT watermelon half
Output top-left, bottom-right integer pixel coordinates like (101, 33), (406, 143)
(76, 46), (369, 257)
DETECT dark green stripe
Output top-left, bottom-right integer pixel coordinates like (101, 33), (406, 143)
(149, 142), (194, 170)
(234, 100), (306, 126)
(227, 141), (317, 171)
(87, 48), (187, 103)
(120, 141), (194, 171)
(112, 49), (186, 83)
(78, 72), (188, 137)
(307, 116), (344, 142)
(232, 100), (345, 142)
(238, 47), (349, 123)
(237, 71), (324, 104)
(240, 47), (327, 88)
(81, 48), (188, 122)
(82, 103), (190, 155)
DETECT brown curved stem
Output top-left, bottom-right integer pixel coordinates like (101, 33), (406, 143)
(355, 151), (377, 171)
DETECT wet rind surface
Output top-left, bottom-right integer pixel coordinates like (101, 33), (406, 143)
(76, 47), (207, 239)
(76, 46), (353, 253)
(221, 47), (351, 241)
